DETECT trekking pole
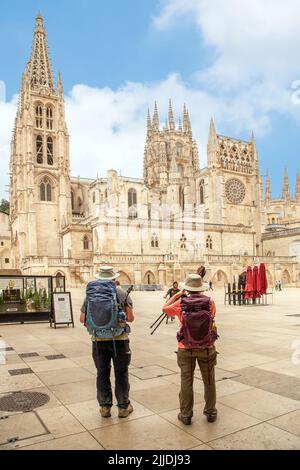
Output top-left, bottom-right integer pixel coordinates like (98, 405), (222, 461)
(150, 312), (165, 329)
(150, 314), (167, 335)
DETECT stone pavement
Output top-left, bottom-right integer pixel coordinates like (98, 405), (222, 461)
(1, 287), (300, 450)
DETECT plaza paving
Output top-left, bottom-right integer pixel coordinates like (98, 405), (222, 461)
(1, 287), (300, 450)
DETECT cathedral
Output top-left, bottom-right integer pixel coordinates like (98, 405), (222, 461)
(5, 14), (300, 288)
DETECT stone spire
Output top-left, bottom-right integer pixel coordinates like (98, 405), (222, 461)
(168, 99), (175, 131)
(27, 13), (54, 93)
(183, 105), (192, 134)
(183, 104), (190, 133)
(265, 169), (271, 204)
(57, 71), (64, 97)
(152, 102), (159, 131)
(178, 117), (182, 132)
(207, 117), (219, 167)
(208, 117), (218, 146)
(147, 108), (152, 135)
(296, 169), (300, 199)
(282, 168), (290, 199)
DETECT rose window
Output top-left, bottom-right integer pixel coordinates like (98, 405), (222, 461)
(225, 178), (246, 204)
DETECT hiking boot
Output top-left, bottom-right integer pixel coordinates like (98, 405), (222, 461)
(118, 403), (133, 418)
(100, 406), (111, 418)
(177, 413), (192, 425)
(206, 414), (217, 423)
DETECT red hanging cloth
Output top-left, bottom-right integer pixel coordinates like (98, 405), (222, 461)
(259, 263), (268, 295)
(245, 266), (253, 299)
(252, 266), (261, 299)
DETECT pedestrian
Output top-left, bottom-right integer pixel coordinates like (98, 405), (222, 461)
(163, 274), (218, 425)
(197, 265), (206, 279)
(163, 281), (180, 322)
(209, 280), (213, 291)
(80, 266), (135, 418)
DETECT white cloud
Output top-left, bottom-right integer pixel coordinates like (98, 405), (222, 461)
(0, 91), (17, 200)
(154, 0), (300, 115)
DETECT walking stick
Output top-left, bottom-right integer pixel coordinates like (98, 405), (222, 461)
(150, 313), (167, 335)
(150, 312), (165, 329)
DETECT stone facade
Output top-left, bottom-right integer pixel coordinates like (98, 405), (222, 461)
(0, 211), (11, 270)
(7, 15), (300, 288)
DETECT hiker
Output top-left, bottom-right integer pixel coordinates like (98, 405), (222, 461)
(80, 266), (134, 419)
(163, 281), (180, 322)
(163, 274), (218, 425)
(197, 265), (206, 279)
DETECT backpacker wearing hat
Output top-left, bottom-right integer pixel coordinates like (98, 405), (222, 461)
(80, 265), (135, 419)
(163, 274), (219, 426)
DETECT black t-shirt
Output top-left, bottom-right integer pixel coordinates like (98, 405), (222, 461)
(166, 287), (180, 299)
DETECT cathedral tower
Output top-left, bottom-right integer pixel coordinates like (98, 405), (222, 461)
(143, 101), (200, 208)
(10, 14), (72, 267)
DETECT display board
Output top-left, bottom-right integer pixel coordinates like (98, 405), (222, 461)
(0, 275), (64, 324)
(51, 292), (74, 328)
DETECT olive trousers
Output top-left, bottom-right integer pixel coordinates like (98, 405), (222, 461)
(177, 347), (217, 418)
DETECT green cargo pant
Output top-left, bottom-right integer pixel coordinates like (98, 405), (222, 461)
(177, 347), (217, 419)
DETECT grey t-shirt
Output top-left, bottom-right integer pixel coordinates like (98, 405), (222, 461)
(81, 285), (133, 341)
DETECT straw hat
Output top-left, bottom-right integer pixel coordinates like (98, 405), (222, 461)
(97, 265), (120, 280)
(182, 274), (208, 292)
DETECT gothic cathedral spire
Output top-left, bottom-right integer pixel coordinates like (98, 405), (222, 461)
(207, 117), (218, 167)
(27, 13), (55, 93)
(265, 169), (271, 205)
(168, 99), (175, 131)
(282, 168), (290, 200)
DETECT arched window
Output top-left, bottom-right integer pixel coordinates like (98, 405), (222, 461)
(35, 105), (43, 129)
(180, 234), (187, 249)
(93, 192), (96, 203)
(46, 107), (53, 130)
(206, 235), (213, 250)
(151, 233), (159, 248)
(83, 236), (89, 250)
(128, 188), (137, 219)
(176, 143), (183, 156)
(199, 179), (205, 204)
(47, 137), (53, 165)
(40, 177), (52, 202)
(71, 191), (74, 210)
(36, 135), (43, 164)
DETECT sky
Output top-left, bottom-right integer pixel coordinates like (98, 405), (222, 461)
(1, 0), (300, 200)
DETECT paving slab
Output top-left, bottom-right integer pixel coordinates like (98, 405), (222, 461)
(268, 409), (300, 437)
(36, 366), (94, 387)
(21, 432), (104, 450)
(210, 422), (300, 450)
(49, 379), (96, 405)
(37, 406), (85, 438)
(91, 415), (201, 450)
(160, 403), (260, 443)
(219, 388), (300, 420)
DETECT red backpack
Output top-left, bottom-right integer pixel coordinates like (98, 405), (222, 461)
(177, 294), (218, 349)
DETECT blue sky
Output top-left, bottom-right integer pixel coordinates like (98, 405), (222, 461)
(1, 0), (300, 199)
